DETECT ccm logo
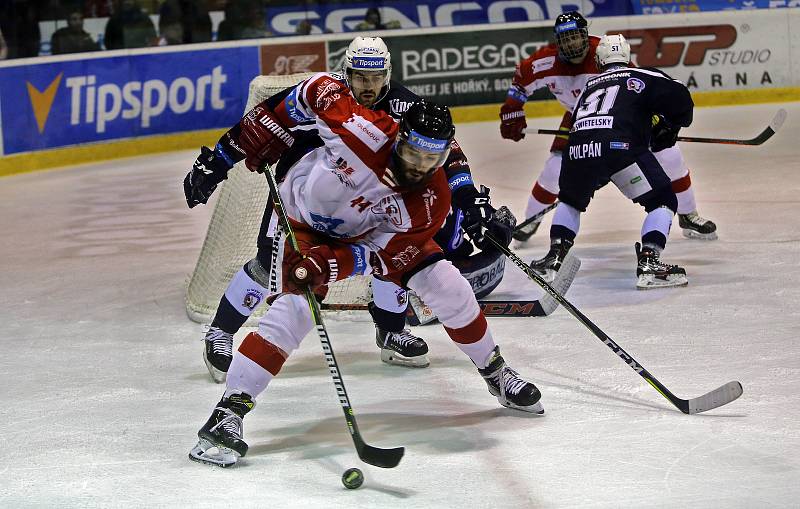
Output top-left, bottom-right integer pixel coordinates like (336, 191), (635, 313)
(612, 25), (737, 67)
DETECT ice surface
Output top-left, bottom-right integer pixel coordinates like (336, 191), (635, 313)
(1, 102), (798, 508)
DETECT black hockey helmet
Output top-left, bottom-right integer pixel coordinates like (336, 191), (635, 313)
(553, 11), (589, 63)
(391, 100), (456, 186)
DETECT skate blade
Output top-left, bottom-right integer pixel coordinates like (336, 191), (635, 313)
(682, 228), (718, 241)
(380, 348), (430, 368)
(189, 439), (240, 467)
(637, 274), (689, 290)
(497, 397), (545, 415)
(203, 349), (227, 384)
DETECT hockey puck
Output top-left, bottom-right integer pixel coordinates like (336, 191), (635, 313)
(341, 467), (364, 489)
(294, 266), (308, 280)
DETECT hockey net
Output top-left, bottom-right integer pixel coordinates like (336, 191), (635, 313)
(185, 73), (372, 324)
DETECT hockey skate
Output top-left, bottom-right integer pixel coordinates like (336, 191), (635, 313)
(203, 326), (233, 383)
(678, 211), (718, 240)
(478, 346), (544, 414)
(530, 238), (574, 283)
(635, 242), (688, 290)
(189, 392), (254, 468)
(376, 327), (430, 368)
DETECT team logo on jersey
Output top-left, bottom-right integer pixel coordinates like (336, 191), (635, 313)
(332, 157), (356, 188)
(315, 78), (343, 110)
(371, 196), (404, 227)
(391, 245), (421, 269)
(242, 289), (264, 310)
(309, 212), (346, 237)
(626, 77), (646, 94)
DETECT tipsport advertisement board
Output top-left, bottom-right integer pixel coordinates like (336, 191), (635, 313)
(266, 0), (633, 36)
(328, 26), (555, 106)
(0, 47), (258, 155)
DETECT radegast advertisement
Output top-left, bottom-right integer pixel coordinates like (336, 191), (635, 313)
(0, 47), (258, 155)
(267, 0), (633, 36)
(329, 26), (554, 106)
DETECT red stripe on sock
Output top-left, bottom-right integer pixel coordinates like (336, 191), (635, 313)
(671, 172), (692, 193)
(444, 313), (488, 344)
(531, 183), (558, 204)
(238, 332), (287, 376)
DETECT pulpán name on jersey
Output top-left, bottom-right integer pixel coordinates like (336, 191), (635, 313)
(569, 141), (602, 160)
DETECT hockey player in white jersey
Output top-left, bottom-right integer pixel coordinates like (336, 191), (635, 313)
(188, 73), (545, 467)
(500, 11), (717, 243)
(185, 37), (515, 379)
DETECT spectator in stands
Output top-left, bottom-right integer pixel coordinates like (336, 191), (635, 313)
(0, 0), (42, 58)
(103, 0), (156, 50)
(84, 0), (114, 18)
(217, 0), (269, 41)
(158, 0), (212, 45)
(51, 11), (99, 54)
(0, 28), (7, 59)
(355, 7), (400, 31)
(295, 19), (312, 36)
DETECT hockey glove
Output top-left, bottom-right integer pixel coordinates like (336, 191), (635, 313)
(183, 146), (231, 208)
(483, 205), (516, 251)
(239, 105), (295, 173)
(457, 185), (496, 248)
(650, 114), (680, 153)
(283, 246), (334, 294)
(499, 86), (527, 142)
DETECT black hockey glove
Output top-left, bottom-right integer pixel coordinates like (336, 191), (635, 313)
(457, 185), (516, 251)
(650, 114), (680, 153)
(183, 146), (231, 208)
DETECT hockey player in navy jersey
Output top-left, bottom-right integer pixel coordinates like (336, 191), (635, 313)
(500, 11), (717, 243)
(187, 72), (546, 467)
(184, 37), (514, 379)
(530, 34), (692, 290)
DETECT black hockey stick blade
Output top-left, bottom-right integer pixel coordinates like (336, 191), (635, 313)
(676, 108), (786, 145)
(523, 108), (787, 146)
(354, 434), (405, 468)
(513, 202), (558, 233)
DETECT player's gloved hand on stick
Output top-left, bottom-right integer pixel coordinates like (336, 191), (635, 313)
(650, 114), (680, 152)
(283, 246), (334, 294)
(456, 185), (514, 251)
(183, 145), (230, 208)
(239, 105), (294, 173)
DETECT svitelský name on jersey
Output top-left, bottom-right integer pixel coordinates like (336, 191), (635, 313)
(573, 116), (614, 131)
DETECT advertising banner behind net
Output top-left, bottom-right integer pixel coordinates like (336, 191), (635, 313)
(0, 47), (258, 155)
(328, 26), (554, 106)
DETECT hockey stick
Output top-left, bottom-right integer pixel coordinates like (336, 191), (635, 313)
(264, 168), (404, 468)
(523, 108), (786, 146)
(324, 254), (579, 321)
(513, 202), (558, 235)
(483, 232), (743, 414)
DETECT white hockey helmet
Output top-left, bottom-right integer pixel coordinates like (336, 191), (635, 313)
(343, 36), (392, 84)
(595, 34), (631, 68)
